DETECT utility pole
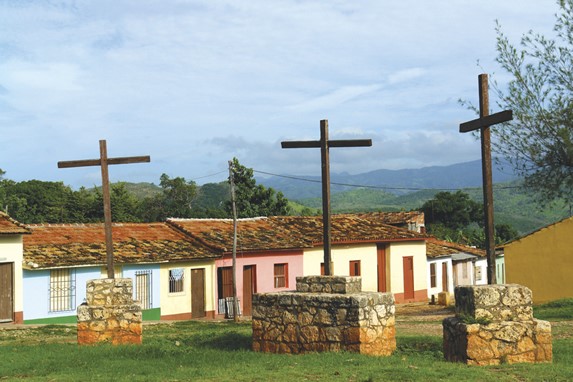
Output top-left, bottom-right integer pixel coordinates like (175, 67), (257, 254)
(228, 160), (240, 322)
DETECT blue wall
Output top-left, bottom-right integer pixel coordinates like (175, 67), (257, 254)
(23, 267), (99, 322)
(23, 264), (161, 323)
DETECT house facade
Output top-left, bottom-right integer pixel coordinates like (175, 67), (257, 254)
(425, 238), (487, 300)
(0, 212), (30, 324)
(275, 214), (429, 304)
(167, 218), (307, 316)
(504, 216), (573, 303)
(22, 222), (220, 323)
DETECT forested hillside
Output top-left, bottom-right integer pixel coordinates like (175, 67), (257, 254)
(295, 180), (570, 234)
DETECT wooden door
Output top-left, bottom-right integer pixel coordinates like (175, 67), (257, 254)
(0, 263), (14, 322)
(191, 268), (206, 319)
(403, 256), (414, 300)
(377, 245), (387, 292)
(442, 262), (448, 292)
(242, 265), (256, 316)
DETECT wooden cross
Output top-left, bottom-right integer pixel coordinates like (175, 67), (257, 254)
(459, 74), (513, 285)
(58, 140), (150, 279)
(282, 119), (372, 276)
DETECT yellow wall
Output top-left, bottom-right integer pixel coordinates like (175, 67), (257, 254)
(0, 235), (23, 315)
(160, 261), (216, 317)
(505, 217), (573, 303)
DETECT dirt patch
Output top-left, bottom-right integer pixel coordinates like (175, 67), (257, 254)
(395, 303), (454, 336)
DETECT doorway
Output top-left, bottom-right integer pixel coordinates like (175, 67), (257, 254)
(242, 265), (256, 316)
(403, 256), (415, 300)
(191, 268), (206, 318)
(0, 263), (14, 322)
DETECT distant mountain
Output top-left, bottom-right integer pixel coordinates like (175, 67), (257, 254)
(257, 159), (519, 200)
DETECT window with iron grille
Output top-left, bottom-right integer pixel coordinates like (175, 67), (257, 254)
(169, 268), (184, 293)
(49, 269), (76, 312)
(135, 270), (152, 309)
(274, 263), (288, 288)
(430, 263), (437, 288)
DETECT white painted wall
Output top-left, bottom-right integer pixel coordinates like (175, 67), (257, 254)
(474, 258), (488, 285)
(426, 258), (454, 299)
(387, 241), (427, 295)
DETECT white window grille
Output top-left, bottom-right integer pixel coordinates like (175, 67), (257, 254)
(135, 270), (152, 309)
(169, 268), (184, 293)
(49, 269), (76, 312)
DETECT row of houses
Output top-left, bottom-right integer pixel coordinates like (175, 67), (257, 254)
(1, 210), (505, 324)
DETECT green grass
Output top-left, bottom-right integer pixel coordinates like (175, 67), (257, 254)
(1, 320), (572, 381)
(535, 298), (573, 321)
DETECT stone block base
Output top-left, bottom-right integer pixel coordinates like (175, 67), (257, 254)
(443, 317), (552, 365)
(77, 304), (142, 345)
(252, 276), (396, 356)
(77, 278), (142, 345)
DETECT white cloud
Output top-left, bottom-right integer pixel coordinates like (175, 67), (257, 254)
(0, 0), (560, 187)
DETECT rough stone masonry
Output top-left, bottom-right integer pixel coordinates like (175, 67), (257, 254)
(252, 275), (396, 355)
(443, 284), (552, 365)
(77, 278), (142, 345)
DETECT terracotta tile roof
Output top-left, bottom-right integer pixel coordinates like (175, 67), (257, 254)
(167, 217), (313, 252)
(426, 237), (485, 259)
(0, 211), (31, 235)
(168, 213), (428, 253)
(353, 211), (425, 225)
(24, 222), (221, 269)
(274, 215), (428, 244)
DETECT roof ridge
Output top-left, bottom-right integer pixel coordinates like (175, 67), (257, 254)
(167, 217), (268, 222)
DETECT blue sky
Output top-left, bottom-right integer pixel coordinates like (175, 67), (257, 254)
(0, 0), (558, 188)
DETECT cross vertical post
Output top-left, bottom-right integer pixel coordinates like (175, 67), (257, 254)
(99, 140), (114, 279)
(320, 120), (332, 274)
(459, 74), (513, 285)
(58, 140), (151, 279)
(281, 119), (372, 276)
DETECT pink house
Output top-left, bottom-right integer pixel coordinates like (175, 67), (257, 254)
(167, 218), (308, 316)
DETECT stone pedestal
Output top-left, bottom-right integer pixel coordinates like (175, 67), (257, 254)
(77, 278), (142, 345)
(252, 276), (396, 356)
(443, 284), (552, 365)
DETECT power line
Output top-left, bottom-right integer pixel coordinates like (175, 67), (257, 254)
(191, 170), (228, 182)
(252, 169), (522, 192)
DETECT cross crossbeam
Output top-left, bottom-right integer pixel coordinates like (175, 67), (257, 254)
(58, 140), (150, 279)
(281, 120), (372, 276)
(459, 74), (513, 285)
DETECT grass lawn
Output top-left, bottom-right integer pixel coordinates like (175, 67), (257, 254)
(0, 301), (571, 381)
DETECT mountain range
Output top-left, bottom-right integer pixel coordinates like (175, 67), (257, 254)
(257, 159), (519, 200)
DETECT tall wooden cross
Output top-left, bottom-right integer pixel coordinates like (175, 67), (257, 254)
(459, 74), (513, 285)
(58, 140), (150, 279)
(281, 119), (372, 276)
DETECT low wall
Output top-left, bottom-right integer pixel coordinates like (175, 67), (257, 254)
(252, 276), (396, 356)
(77, 278), (142, 345)
(443, 284), (552, 365)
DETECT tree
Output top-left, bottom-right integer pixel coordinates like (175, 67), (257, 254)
(492, 0), (573, 206)
(421, 191), (482, 230)
(227, 158), (290, 218)
(139, 174), (197, 221)
(92, 183), (142, 222)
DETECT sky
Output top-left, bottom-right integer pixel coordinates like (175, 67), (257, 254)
(0, 0), (560, 188)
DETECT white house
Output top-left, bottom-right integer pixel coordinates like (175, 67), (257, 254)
(0, 212), (30, 324)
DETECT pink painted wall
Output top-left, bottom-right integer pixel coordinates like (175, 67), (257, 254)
(215, 250), (303, 315)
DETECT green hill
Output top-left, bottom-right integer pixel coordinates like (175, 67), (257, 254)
(296, 180), (570, 235)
